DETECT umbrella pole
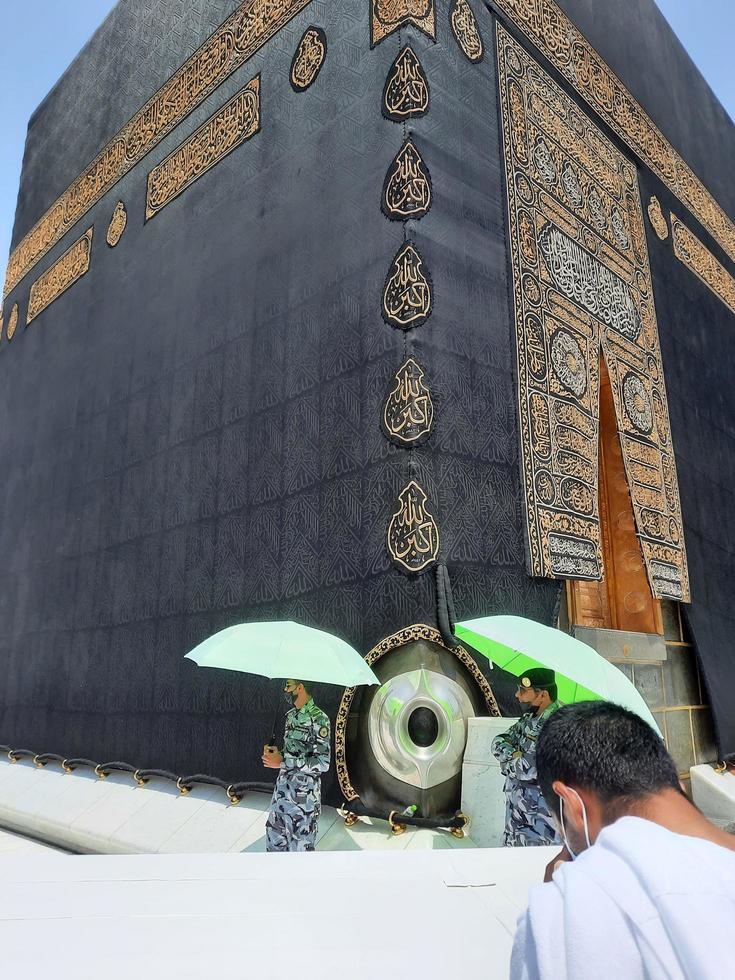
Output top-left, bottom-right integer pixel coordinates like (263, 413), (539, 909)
(269, 690), (283, 746)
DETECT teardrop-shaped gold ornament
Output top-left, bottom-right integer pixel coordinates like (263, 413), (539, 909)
(388, 480), (440, 572)
(382, 242), (433, 330)
(382, 138), (432, 221)
(383, 46), (429, 121)
(383, 357), (434, 445)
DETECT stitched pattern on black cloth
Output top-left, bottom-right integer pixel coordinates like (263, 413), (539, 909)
(0, 0), (563, 799)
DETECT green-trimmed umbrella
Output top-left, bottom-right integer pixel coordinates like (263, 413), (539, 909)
(185, 620), (379, 688)
(455, 615), (661, 735)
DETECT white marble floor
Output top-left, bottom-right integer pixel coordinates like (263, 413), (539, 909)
(0, 846), (552, 979)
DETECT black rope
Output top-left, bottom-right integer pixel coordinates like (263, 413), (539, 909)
(95, 761), (137, 776)
(5, 748), (37, 762)
(177, 772), (231, 791)
(391, 811), (466, 831)
(228, 781), (276, 796)
(133, 768), (183, 782)
(343, 796), (467, 830)
(1, 745), (274, 804)
(32, 753), (66, 766)
(61, 758), (99, 772)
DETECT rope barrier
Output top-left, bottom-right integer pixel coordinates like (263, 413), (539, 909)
(339, 796), (470, 836)
(1, 744), (275, 805)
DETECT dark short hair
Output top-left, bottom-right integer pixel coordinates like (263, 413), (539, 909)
(532, 682), (557, 702)
(537, 701), (682, 818)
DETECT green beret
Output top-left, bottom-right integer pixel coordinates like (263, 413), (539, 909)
(520, 667), (556, 691)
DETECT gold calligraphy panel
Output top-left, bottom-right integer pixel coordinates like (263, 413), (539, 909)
(371, 0), (436, 47)
(146, 78), (261, 220)
(492, 0), (735, 269)
(672, 214), (735, 317)
(498, 26), (689, 601)
(382, 138), (432, 221)
(647, 197), (669, 241)
(27, 228), (93, 324)
(383, 357), (434, 445)
(449, 0), (484, 64)
(382, 242), (433, 329)
(383, 46), (430, 121)
(388, 481), (440, 571)
(4, 0), (312, 297)
(106, 201), (127, 247)
(6, 304), (19, 341)
(290, 26), (327, 90)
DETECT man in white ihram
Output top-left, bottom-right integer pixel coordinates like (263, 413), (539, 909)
(511, 701), (735, 980)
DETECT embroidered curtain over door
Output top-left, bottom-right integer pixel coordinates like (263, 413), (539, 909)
(497, 26), (689, 602)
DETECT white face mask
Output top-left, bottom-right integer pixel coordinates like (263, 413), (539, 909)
(558, 788), (591, 859)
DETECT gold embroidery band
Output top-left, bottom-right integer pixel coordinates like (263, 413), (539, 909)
(491, 0), (735, 268)
(27, 228), (93, 324)
(146, 77), (261, 220)
(371, 1), (436, 47)
(672, 214), (735, 317)
(3, 0), (313, 298)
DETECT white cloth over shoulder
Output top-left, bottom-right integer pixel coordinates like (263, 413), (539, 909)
(511, 815), (735, 980)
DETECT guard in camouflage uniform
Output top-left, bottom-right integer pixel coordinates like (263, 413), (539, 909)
(492, 668), (561, 847)
(262, 679), (331, 852)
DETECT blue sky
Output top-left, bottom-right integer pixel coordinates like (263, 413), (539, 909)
(1, 0), (734, 275)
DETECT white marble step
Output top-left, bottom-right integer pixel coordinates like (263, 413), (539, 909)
(462, 717), (518, 847)
(0, 827), (65, 856)
(691, 763), (735, 829)
(0, 757), (476, 854)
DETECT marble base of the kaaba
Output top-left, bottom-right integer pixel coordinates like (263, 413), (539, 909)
(462, 717), (518, 847)
(690, 764), (735, 830)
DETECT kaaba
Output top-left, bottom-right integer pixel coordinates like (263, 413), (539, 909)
(1, 0), (734, 816)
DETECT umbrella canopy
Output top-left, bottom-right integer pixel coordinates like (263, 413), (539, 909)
(455, 615), (661, 736)
(185, 620), (379, 688)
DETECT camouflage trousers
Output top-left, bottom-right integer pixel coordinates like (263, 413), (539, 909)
(502, 780), (560, 847)
(265, 769), (322, 852)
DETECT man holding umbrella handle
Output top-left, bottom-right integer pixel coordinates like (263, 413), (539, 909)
(262, 679), (331, 852)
